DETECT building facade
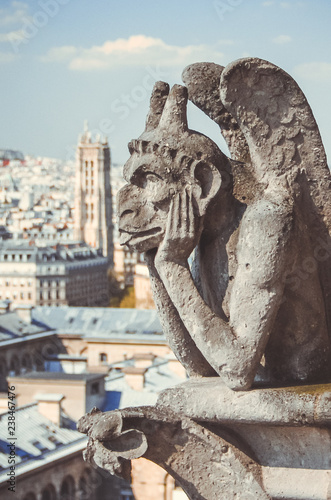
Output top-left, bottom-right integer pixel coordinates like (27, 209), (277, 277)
(74, 122), (113, 264)
(0, 242), (109, 307)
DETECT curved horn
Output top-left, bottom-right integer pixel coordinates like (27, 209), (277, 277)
(145, 81), (170, 132)
(158, 84), (189, 133)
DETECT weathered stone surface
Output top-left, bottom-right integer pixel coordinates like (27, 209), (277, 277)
(117, 57), (331, 391)
(81, 58), (331, 499)
(157, 378), (331, 426)
(79, 383), (331, 499)
(78, 406), (270, 500)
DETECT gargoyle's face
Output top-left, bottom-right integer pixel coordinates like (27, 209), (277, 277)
(117, 152), (177, 252)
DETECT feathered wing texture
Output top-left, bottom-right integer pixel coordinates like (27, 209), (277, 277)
(220, 57), (330, 221)
(220, 57), (331, 339)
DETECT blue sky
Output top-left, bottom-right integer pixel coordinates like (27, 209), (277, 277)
(1, 0), (331, 164)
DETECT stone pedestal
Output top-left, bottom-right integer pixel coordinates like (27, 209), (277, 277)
(157, 379), (331, 499)
(78, 380), (331, 500)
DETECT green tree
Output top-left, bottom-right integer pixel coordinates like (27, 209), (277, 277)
(119, 286), (136, 308)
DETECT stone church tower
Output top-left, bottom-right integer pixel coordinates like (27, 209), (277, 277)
(74, 122), (113, 264)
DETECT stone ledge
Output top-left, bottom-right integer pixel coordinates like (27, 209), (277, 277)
(156, 378), (331, 426)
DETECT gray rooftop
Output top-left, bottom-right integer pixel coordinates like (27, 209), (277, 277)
(0, 241), (107, 264)
(9, 371), (104, 382)
(32, 306), (165, 342)
(104, 357), (184, 409)
(0, 311), (51, 342)
(0, 403), (85, 478)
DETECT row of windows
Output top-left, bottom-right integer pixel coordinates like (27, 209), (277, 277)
(0, 278), (68, 287)
(30, 232), (70, 240)
(0, 278), (33, 286)
(0, 291), (32, 300)
(38, 265), (66, 274)
(0, 253), (32, 262)
(39, 279), (66, 288)
(40, 290), (65, 300)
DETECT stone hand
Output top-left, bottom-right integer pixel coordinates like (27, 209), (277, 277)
(156, 185), (202, 265)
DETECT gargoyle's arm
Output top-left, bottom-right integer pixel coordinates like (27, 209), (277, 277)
(145, 251), (217, 377)
(155, 199), (294, 390)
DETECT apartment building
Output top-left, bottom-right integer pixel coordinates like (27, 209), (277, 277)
(0, 242), (109, 307)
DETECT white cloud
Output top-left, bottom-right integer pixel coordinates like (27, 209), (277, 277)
(0, 1), (29, 27)
(272, 35), (292, 44)
(262, 1), (274, 6)
(42, 35), (226, 71)
(41, 46), (78, 63)
(0, 50), (18, 63)
(0, 29), (24, 43)
(294, 62), (331, 83)
(280, 2), (291, 8)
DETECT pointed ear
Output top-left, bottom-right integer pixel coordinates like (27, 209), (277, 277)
(191, 160), (222, 215)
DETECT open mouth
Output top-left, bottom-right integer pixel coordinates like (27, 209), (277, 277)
(119, 227), (162, 246)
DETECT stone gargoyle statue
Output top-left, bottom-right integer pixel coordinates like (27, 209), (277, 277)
(78, 58), (331, 500)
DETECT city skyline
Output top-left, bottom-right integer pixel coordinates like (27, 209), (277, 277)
(1, 0), (331, 165)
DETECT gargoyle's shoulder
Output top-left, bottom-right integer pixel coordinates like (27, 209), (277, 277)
(239, 198), (294, 246)
(243, 197), (294, 227)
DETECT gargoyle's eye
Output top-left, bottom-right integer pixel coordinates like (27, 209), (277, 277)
(134, 171), (163, 188)
(145, 171), (162, 182)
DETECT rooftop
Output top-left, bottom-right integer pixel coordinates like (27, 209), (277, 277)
(0, 310), (51, 342)
(0, 241), (107, 263)
(104, 356), (184, 410)
(8, 371), (104, 382)
(32, 306), (165, 341)
(0, 402), (85, 480)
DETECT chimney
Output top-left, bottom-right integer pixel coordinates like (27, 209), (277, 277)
(0, 300), (11, 315)
(122, 366), (147, 391)
(13, 304), (34, 324)
(35, 393), (64, 426)
(133, 353), (156, 369)
(0, 392), (13, 412)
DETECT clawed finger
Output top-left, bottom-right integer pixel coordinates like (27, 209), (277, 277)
(165, 192), (180, 241)
(187, 185), (195, 237)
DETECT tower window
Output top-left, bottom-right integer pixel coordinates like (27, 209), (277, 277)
(91, 382), (99, 394)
